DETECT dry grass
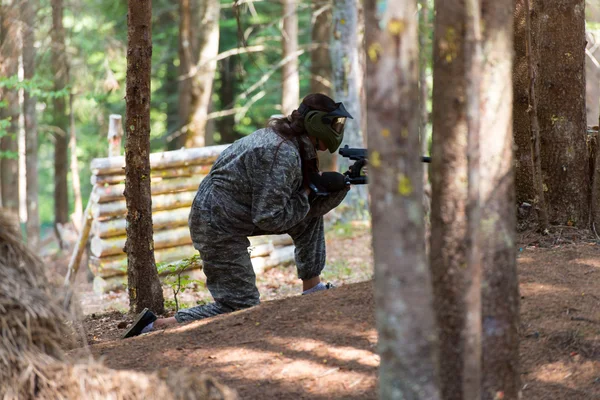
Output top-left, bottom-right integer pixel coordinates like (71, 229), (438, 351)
(0, 209), (237, 400)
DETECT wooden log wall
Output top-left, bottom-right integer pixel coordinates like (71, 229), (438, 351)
(88, 145), (296, 280)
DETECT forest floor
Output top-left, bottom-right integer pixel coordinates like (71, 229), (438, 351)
(49, 225), (600, 399)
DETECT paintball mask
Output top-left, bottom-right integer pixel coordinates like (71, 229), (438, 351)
(298, 101), (354, 153)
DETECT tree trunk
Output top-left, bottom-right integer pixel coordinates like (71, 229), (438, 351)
(182, 0), (220, 148)
(331, 0), (367, 221)
(281, 0), (299, 116)
(514, 0), (588, 225)
(216, 56), (239, 144)
(430, 1), (469, 397)
(311, 0), (336, 171)
(0, 0), (20, 214)
(512, 1), (536, 208)
(51, 0), (70, 246)
(21, 0), (40, 248)
(176, 0), (193, 149)
(480, 2), (520, 398)
(523, 0), (548, 230)
(366, 0), (441, 398)
(125, 0), (164, 314)
(310, 0), (332, 96)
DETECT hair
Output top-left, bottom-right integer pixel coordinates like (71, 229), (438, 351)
(267, 93), (339, 189)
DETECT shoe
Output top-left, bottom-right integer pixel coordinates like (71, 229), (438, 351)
(122, 308), (157, 339)
(302, 282), (336, 295)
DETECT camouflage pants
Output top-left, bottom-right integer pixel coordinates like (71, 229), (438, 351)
(174, 205), (326, 323)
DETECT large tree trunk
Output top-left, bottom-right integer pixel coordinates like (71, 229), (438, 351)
(182, 0), (220, 148)
(514, 0), (588, 225)
(311, 0), (335, 171)
(0, 0), (20, 214)
(51, 0), (70, 246)
(480, 2), (520, 398)
(281, 0), (299, 116)
(430, 2), (469, 398)
(125, 0), (164, 314)
(331, 0), (367, 220)
(22, 0), (40, 248)
(366, 0), (441, 398)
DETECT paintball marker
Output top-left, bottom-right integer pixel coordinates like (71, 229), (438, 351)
(339, 145), (432, 185)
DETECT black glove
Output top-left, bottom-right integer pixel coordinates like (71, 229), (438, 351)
(309, 172), (348, 196)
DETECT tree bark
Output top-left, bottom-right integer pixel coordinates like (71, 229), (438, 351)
(182, 0), (220, 148)
(125, 0), (164, 314)
(331, 0), (367, 220)
(464, 0), (483, 397)
(311, 0), (336, 171)
(310, 0), (333, 96)
(512, 1), (536, 208)
(22, 0), (40, 248)
(176, 0), (193, 149)
(523, 0), (548, 231)
(0, 0), (20, 214)
(430, 1), (469, 398)
(514, 0), (588, 225)
(51, 0), (70, 246)
(480, 2), (520, 398)
(281, 0), (299, 116)
(216, 55), (240, 144)
(366, 0), (441, 398)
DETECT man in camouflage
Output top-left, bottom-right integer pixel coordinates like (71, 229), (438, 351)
(124, 94), (353, 338)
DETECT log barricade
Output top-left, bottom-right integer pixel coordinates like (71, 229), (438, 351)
(85, 143), (296, 289)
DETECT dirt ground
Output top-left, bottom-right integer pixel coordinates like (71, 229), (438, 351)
(58, 225), (600, 399)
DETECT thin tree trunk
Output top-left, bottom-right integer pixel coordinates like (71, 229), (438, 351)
(69, 94), (82, 230)
(310, 0), (332, 96)
(125, 0), (164, 314)
(366, 0), (441, 398)
(51, 0), (70, 247)
(480, 0), (520, 398)
(183, 0), (220, 148)
(430, 1), (468, 397)
(216, 56), (239, 144)
(22, 0), (39, 248)
(281, 0), (299, 116)
(418, 0), (429, 153)
(0, 0), (20, 214)
(176, 0), (193, 149)
(311, 0), (335, 171)
(331, 0), (367, 220)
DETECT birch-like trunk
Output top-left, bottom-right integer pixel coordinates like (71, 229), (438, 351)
(21, 0), (40, 248)
(281, 0), (299, 116)
(331, 0), (367, 221)
(366, 0), (441, 398)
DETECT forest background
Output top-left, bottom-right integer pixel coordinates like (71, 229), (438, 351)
(3, 0), (600, 236)
(0, 0), (365, 235)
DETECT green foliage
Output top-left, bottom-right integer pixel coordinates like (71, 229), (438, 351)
(157, 254), (204, 312)
(6, 0), (349, 223)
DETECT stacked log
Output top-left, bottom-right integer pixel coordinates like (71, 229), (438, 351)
(88, 145), (296, 282)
